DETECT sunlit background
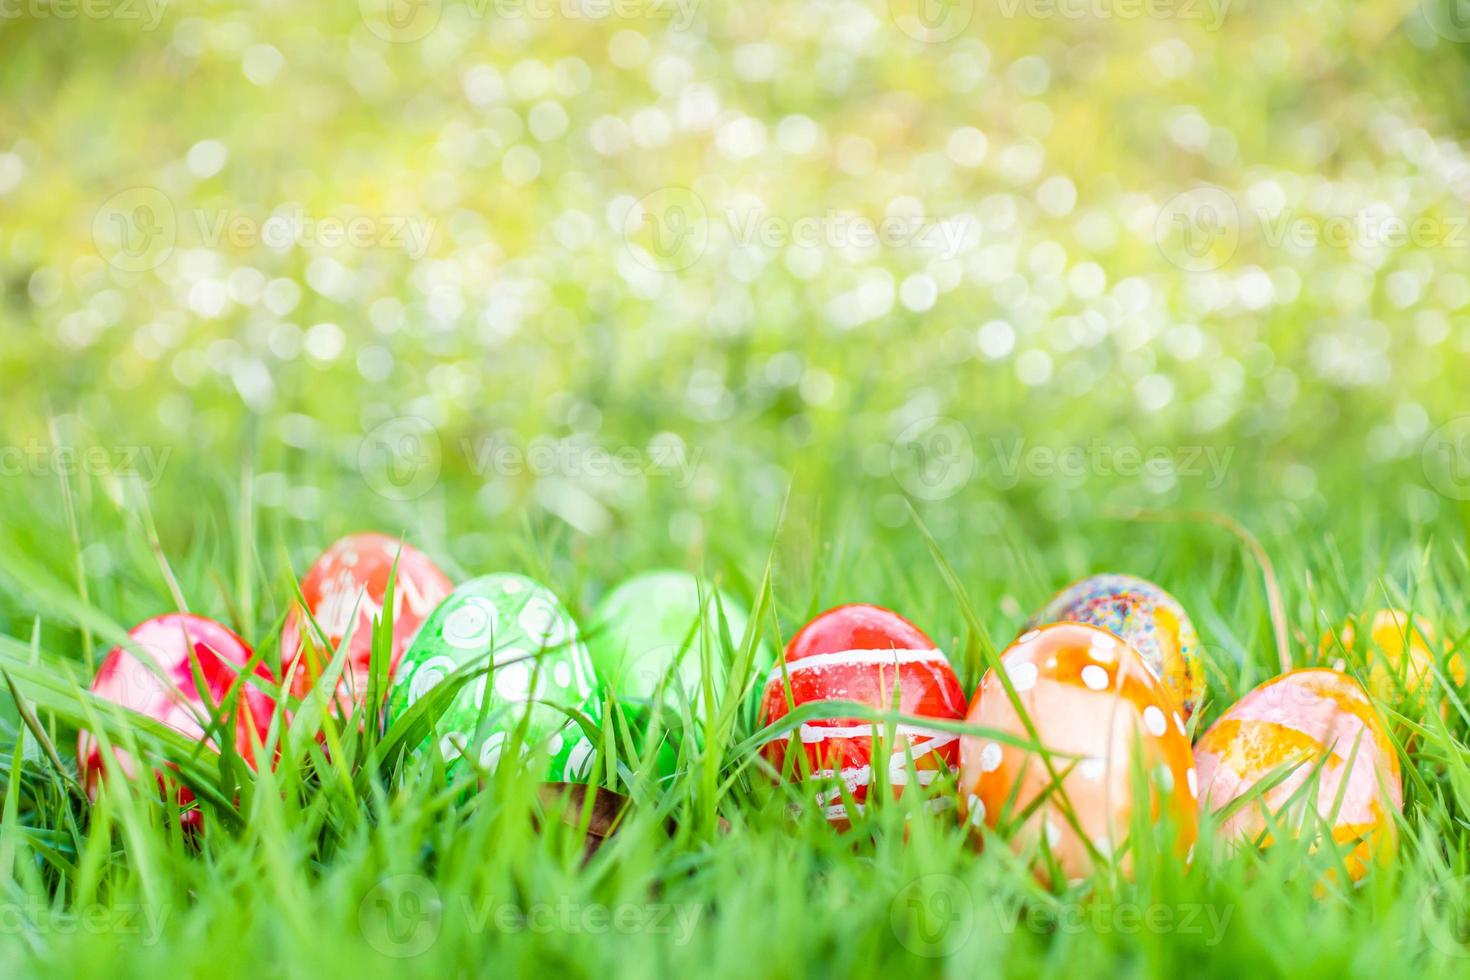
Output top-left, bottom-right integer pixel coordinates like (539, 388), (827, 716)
(3, 0), (1470, 638)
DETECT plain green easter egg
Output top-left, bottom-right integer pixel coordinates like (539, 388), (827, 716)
(388, 573), (603, 783)
(587, 570), (772, 716)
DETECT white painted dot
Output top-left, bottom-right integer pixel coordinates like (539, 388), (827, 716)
(1173, 711), (1186, 736)
(1043, 818), (1061, 848)
(546, 732), (564, 757)
(1089, 633), (1118, 663)
(1079, 757), (1106, 780)
(495, 661), (531, 701)
(1081, 665), (1110, 690)
(502, 578), (524, 595)
(1017, 629), (1041, 644)
(1187, 767), (1198, 799)
(439, 732), (467, 762)
(966, 794), (986, 826)
(1143, 705), (1167, 737)
(553, 662), (572, 688)
(1010, 661), (1038, 692)
(1092, 835), (1112, 857)
(978, 742), (1003, 772)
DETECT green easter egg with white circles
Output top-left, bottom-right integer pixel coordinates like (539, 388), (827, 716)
(588, 570), (773, 716)
(388, 573), (602, 783)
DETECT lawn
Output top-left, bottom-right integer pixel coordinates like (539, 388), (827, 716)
(4, 1), (1470, 976)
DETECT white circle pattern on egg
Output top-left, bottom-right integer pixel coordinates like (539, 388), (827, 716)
(409, 655), (456, 705)
(1143, 704), (1167, 737)
(443, 598), (497, 650)
(519, 599), (566, 648)
(1081, 664), (1110, 690)
(495, 660), (531, 702)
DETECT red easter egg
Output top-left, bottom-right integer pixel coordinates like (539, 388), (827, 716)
(758, 604), (968, 825)
(78, 613), (278, 829)
(959, 623), (1198, 883)
(280, 533), (452, 714)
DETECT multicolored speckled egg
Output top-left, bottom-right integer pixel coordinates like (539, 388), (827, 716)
(80, 614), (278, 830)
(281, 533), (452, 715)
(387, 574), (602, 783)
(758, 604), (967, 826)
(960, 623), (1198, 882)
(1194, 668), (1401, 882)
(1319, 609), (1466, 713)
(1027, 573), (1205, 719)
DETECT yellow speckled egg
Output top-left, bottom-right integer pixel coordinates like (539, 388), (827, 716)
(1319, 609), (1465, 712)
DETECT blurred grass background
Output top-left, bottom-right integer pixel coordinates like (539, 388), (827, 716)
(1, 0), (1469, 700)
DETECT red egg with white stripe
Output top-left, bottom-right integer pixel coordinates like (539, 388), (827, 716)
(959, 623), (1198, 882)
(280, 533), (453, 715)
(78, 613), (278, 830)
(758, 604), (968, 825)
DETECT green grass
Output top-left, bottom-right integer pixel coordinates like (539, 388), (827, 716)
(2, 457), (1470, 977)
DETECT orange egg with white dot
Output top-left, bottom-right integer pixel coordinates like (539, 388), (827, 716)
(959, 623), (1198, 882)
(1194, 668), (1401, 882)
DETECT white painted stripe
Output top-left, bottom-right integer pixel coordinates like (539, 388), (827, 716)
(812, 764), (943, 790)
(796, 722), (957, 744)
(764, 648), (950, 687)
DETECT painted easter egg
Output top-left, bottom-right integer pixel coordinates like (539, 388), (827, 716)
(1319, 609), (1466, 711)
(758, 604), (967, 826)
(1194, 668), (1401, 882)
(1027, 573), (1205, 719)
(281, 533), (453, 714)
(588, 570), (773, 713)
(79, 613), (278, 829)
(388, 574), (602, 783)
(959, 623), (1198, 882)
